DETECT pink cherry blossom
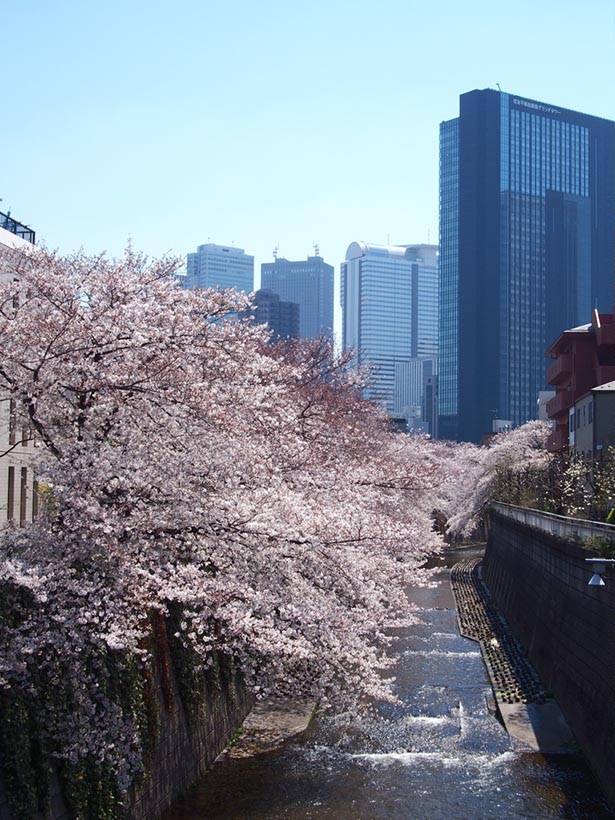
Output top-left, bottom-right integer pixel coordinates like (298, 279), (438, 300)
(0, 245), (443, 789)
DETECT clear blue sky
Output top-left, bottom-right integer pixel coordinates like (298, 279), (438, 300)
(2, 0), (613, 336)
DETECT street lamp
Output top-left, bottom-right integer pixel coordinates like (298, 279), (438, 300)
(585, 558), (615, 586)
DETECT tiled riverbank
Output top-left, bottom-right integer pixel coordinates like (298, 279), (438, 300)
(451, 556), (576, 754)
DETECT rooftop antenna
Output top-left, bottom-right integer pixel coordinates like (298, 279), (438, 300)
(496, 83), (502, 92)
(273, 244), (279, 260)
(313, 242), (320, 257)
(428, 228), (431, 244)
(387, 232), (390, 245)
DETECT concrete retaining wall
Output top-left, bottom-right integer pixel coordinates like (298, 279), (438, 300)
(483, 510), (615, 809)
(126, 666), (252, 820)
(0, 652), (252, 820)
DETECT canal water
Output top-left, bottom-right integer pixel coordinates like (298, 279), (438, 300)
(163, 546), (611, 819)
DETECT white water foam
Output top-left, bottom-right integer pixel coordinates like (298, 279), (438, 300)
(352, 750), (519, 770)
(402, 649), (481, 658)
(458, 700), (466, 738)
(402, 715), (452, 726)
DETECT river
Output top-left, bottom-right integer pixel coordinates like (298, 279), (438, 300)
(163, 546), (611, 819)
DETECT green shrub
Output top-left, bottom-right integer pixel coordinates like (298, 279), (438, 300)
(583, 534), (615, 558)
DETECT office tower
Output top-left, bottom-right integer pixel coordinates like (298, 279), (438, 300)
(439, 89), (615, 442)
(184, 243), (254, 293)
(394, 357), (438, 435)
(261, 253), (334, 339)
(251, 289), (300, 341)
(341, 242), (439, 414)
(424, 373), (438, 438)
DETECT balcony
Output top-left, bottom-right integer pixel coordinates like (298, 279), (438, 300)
(0, 211), (35, 244)
(547, 354), (572, 386)
(546, 389), (572, 419)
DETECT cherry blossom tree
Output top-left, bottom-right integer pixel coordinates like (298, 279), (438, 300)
(438, 420), (552, 539)
(0, 246), (442, 795)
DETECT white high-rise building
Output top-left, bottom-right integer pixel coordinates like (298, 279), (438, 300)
(341, 242), (439, 415)
(184, 243), (254, 293)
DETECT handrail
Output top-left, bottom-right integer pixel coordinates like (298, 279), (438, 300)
(0, 211), (35, 244)
(491, 502), (615, 543)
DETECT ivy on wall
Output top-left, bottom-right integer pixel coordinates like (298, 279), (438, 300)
(166, 603), (208, 721)
(0, 604), (239, 820)
(0, 685), (51, 819)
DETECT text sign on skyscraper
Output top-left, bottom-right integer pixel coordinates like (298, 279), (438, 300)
(438, 89), (615, 443)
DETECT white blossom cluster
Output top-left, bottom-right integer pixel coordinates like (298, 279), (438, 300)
(0, 246), (443, 789)
(435, 420), (552, 538)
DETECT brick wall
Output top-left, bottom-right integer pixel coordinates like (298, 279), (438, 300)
(483, 510), (615, 809)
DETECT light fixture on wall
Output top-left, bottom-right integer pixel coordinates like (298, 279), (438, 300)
(586, 558), (615, 586)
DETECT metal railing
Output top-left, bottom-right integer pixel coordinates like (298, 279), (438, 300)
(491, 502), (615, 543)
(0, 211), (35, 244)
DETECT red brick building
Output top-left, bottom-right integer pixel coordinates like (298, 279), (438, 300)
(545, 310), (615, 451)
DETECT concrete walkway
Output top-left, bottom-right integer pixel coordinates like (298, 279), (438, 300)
(222, 698), (316, 759)
(451, 557), (577, 754)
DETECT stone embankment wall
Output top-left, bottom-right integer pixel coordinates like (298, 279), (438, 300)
(482, 510), (615, 809)
(126, 668), (253, 820)
(0, 657), (252, 820)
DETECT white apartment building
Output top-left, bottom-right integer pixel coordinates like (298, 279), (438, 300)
(0, 220), (39, 524)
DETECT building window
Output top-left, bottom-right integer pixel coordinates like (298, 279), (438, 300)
(20, 468), (27, 524)
(8, 400), (16, 447)
(32, 479), (39, 519)
(7, 466), (14, 520)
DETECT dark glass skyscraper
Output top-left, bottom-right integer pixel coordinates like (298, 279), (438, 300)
(251, 289), (300, 341)
(261, 255), (333, 340)
(439, 89), (615, 442)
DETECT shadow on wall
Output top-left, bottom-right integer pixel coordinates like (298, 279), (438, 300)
(482, 510), (615, 812)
